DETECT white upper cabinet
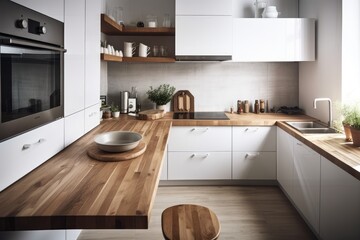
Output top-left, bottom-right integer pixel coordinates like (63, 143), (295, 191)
(11, 0), (64, 22)
(233, 18), (315, 62)
(175, 0), (232, 59)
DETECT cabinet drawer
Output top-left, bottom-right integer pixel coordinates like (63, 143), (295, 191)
(84, 103), (100, 133)
(168, 152), (231, 180)
(0, 119), (64, 191)
(233, 126), (276, 151)
(176, 0), (232, 16)
(233, 152), (276, 180)
(168, 126), (231, 151)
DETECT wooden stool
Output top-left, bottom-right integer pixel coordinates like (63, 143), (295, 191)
(161, 204), (220, 240)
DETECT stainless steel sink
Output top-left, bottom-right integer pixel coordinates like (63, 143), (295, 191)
(285, 121), (338, 134)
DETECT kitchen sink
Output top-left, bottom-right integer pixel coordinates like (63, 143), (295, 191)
(285, 121), (338, 134)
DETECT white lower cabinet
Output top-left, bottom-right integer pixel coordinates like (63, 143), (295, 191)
(160, 149), (168, 180)
(168, 152), (231, 180)
(64, 111), (85, 147)
(84, 103), (100, 133)
(320, 157), (360, 240)
(167, 126), (232, 180)
(0, 119), (64, 192)
(233, 152), (276, 180)
(293, 139), (320, 234)
(277, 127), (294, 199)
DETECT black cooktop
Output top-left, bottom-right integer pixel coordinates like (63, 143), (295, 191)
(173, 112), (229, 120)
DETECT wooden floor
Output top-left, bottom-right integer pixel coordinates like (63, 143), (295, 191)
(78, 186), (316, 240)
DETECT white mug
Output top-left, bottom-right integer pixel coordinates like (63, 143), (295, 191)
(139, 43), (150, 57)
(124, 42), (136, 57)
(262, 6), (280, 18)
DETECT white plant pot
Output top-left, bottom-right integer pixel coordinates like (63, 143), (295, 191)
(156, 104), (167, 113)
(112, 111), (120, 118)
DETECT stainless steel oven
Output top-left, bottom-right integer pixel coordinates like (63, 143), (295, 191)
(0, 1), (65, 142)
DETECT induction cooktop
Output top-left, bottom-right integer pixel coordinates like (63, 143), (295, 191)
(173, 112), (229, 120)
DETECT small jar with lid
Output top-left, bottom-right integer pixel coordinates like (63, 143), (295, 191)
(254, 100), (260, 114)
(260, 99), (265, 113)
(244, 100), (250, 113)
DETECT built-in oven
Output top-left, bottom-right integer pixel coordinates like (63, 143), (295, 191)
(0, 1), (65, 142)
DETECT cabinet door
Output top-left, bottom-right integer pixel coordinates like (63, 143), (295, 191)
(168, 152), (231, 180)
(64, 0), (85, 116)
(293, 140), (320, 234)
(64, 110), (85, 147)
(84, 0), (100, 108)
(84, 103), (100, 134)
(232, 18), (315, 62)
(176, 0), (232, 16)
(0, 119), (64, 191)
(277, 127), (294, 198)
(168, 126), (231, 152)
(175, 16), (232, 56)
(233, 152), (276, 180)
(160, 150), (168, 180)
(320, 157), (360, 240)
(11, 0), (64, 22)
(233, 126), (276, 152)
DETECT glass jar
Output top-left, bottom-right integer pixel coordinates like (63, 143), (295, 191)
(146, 15), (158, 28)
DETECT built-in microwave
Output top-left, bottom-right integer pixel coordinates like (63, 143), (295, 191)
(0, 1), (65, 142)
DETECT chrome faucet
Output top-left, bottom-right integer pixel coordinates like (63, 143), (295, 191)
(313, 98), (333, 128)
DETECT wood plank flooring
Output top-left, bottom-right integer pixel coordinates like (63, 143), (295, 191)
(78, 186), (316, 240)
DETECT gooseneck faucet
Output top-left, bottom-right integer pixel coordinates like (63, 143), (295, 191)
(313, 98), (332, 128)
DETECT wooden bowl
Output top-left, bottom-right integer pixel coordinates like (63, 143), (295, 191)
(94, 131), (143, 153)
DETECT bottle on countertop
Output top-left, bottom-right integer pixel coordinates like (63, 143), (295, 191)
(254, 100), (260, 114)
(260, 99), (265, 113)
(237, 100), (243, 114)
(244, 100), (250, 113)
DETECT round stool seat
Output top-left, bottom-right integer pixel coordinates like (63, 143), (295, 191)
(161, 204), (220, 240)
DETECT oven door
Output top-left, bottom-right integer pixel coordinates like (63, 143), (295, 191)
(0, 38), (65, 141)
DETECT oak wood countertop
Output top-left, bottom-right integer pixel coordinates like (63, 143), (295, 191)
(0, 119), (171, 230)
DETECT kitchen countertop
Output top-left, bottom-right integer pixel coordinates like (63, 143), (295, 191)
(0, 119), (171, 230)
(0, 112), (359, 231)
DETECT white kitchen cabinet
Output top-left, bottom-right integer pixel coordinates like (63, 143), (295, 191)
(160, 149), (168, 180)
(64, 110), (85, 147)
(64, 0), (85, 117)
(168, 126), (232, 180)
(232, 126), (276, 180)
(175, 0), (232, 59)
(277, 127), (294, 199)
(320, 157), (360, 240)
(233, 126), (276, 152)
(84, 0), (100, 108)
(168, 126), (231, 151)
(84, 103), (100, 133)
(168, 152), (231, 180)
(0, 119), (64, 192)
(293, 139), (320, 234)
(232, 18), (315, 62)
(11, 0), (64, 22)
(233, 152), (276, 180)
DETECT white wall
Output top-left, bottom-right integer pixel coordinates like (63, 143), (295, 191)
(107, 62), (299, 112)
(342, 0), (360, 104)
(299, 0), (342, 123)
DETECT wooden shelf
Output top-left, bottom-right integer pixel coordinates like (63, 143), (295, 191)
(101, 14), (175, 36)
(101, 54), (175, 63)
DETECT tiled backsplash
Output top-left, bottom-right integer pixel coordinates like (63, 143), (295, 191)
(105, 62), (298, 112)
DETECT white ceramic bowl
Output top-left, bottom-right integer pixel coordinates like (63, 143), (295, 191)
(94, 131), (143, 153)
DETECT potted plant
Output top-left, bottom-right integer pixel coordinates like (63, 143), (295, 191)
(340, 103), (357, 142)
(350, 106), (360, 147)
(146, 84), (176, 113)
(100, 104), (111, 119)
(110, 103), (120, 118)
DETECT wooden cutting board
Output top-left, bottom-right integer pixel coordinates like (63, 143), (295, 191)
(87, 141), (146, 162)
(137, 109), (165, 120)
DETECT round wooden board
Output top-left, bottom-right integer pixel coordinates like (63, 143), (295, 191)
(87, 141), (147, 162)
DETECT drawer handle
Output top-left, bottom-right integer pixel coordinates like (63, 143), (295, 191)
(22, 138), (46, 150)
(296, 142), (303, 146)
(244, 128), (259, 133)
(191, 153), (209, 158)
(245, 153), (259, 159)
(190, 127), (209, 132)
